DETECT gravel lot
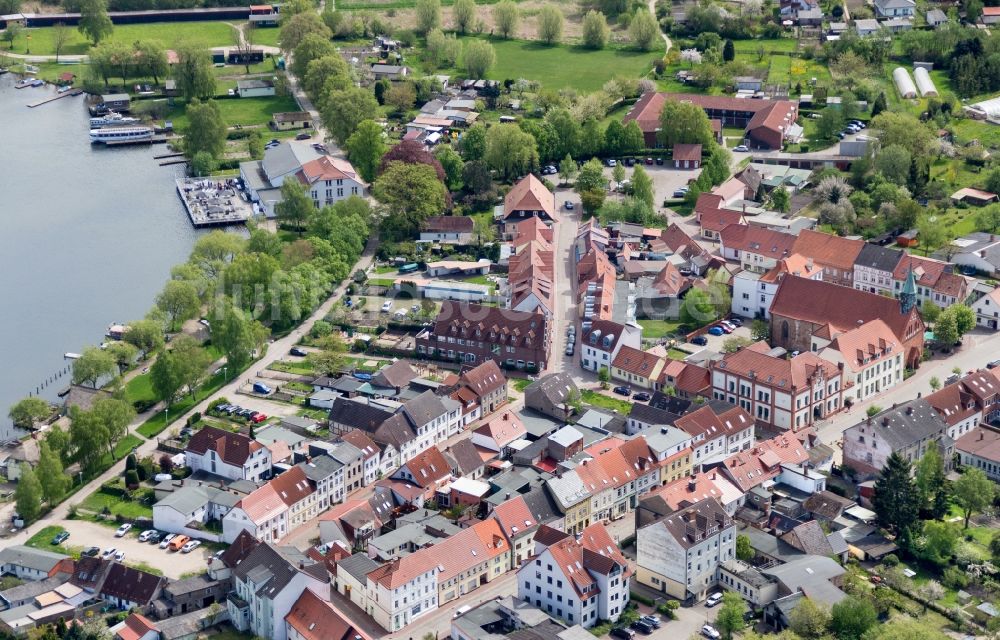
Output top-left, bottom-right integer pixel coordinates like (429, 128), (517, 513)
(58, 520), (213, 578)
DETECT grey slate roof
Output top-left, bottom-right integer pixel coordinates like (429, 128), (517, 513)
(402, 390), (450, 428)
(373, 412), (418, 449)
(629, 403), (680, 427)
(328, 397), (394, 430)
(156, 484), (239, 515)
(762, 555), (846, 606)
(855, 243), (903, 272)
(0, 546), (68, 573)
(650, 497), (731, 549)
(525, 373), (578, 412)
(372, 360), (418, 388)
(0, 575), (65, 605)
(234, 543), (316, 599)
(297, 454), (344, 481)
(337, 553), (381, 583)
(260, 141), (320, 183)
(444, 438), (486, 475)
(328, 441), (364, 466)
(862, 398), (950, 449)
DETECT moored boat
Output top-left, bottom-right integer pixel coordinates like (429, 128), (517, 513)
(90, 126), (155, 144)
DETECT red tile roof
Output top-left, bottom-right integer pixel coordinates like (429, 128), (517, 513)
(116, 614), (158, 640)
(299, 156), (360, 184)
(649, 262), (691, 297)
(956, 427), (1000, 463)
(612, 345), (665, 379)
(341, 430), (380, 461)
(457, 359), (507, 398)
(539, 523), (632, 599)
(893, 254), (967, 298)
(717, 341), (842, 388)
(186, 426), (263, 467)
(721, 225), (797, 261)
(492, 495), (537, 538)
(400, 446), (451, 488)
(675, 405), (753, 442)
(721, 433), (809, 492)
(624, 92), (797, 141)
(285, 589), (368, 640)
(926, 383), (980, 427)
(673, 143), (703, 162)
(700, 210), (745, 234)
(792, 229), (864, 272)
(239, 466), (314, 523)
(825, 319), (898, 373)
(474, 410), (526, 448)
(504, 174), (557, 221)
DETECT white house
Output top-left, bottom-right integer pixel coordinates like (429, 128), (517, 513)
(818, 319), (904, 403)
(636, 497), (736, 601)
(674, 405), (755, 466)
(974, 287), (1000, 330)
(222, 466), (317, 544)
(579, 320), (642, 374)
(152, 484), (240, 541)
(185, 426), (272, 483)
(732, 254), (822, 320)
(239, 142), (365, 216)
(874, 0), (914, 17)
(297, 454), (345, 509)
(853, 244), (902, 296)
(517, 523), (632, 628)
(0, 546), (69, 581)
(364, 555), (439, 632)
(227, 543), (330, 640)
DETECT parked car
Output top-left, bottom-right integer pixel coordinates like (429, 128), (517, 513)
(718, 323), (734, 334)
(565, 344), (575, 356)
(564, 201), (574, 210)
(289, 347), (308, 357)
(631, 621), (654, 635)
(181, 540), (202, 553)
(945, 373), (960, 385)
(252, 382), (272, 395)
(734, 145), (749, 152)
(655, 157), (664, 165)
(706, 592), (724, 607)
(101, 548), (116, 560)
(115, 523), (132, 537)
(707, 326), (725, 336)
(612, 385), (632, 396)
(702, 626), (721, 640)
(641, 615), (661, 629)
(729, 317), (744, 327)
(672, 189), (688, 198)
(633, 392), (651, 402)
(624, 157), (635, 166)
(610, 628), (635, 640)
(606, 158), (617, 167)
(988, 360), (1000, 369)
(51, 531), (70, 545)
(295, 132), (311, 140)
(159, 534), (177, 549)
(147, 532), (163, 544)
(645, 157), (654, 165)
(82, 546), (100, 557)
(381, 300), (393, 312)
(138, 529), (157, 542)
(114, 551), (126, 562)
(169, 535), (191, 552)
(691, 335), (708, 346)
(251, 413), (268, 424)
(720, 320), (736, 331)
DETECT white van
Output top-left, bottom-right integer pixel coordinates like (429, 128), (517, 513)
(453, 605), (472, 618)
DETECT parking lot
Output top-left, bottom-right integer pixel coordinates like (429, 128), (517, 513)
(601, 160), (704, 210)
(693, 323), (753, 353)
(56, 520), (213, 579)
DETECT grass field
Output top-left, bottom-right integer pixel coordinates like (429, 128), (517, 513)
(638, 318), (685, 339)
(125, 374), (156, 405)
(418, 37), (656, 92)
(9, 21), (236, 57)
(246, 24), (282, 47)
(26, 526), (75, 555)
(164, 94), (299, 129)
(581, 390), (632, 414)
(80, 488), (154, 520)
(136, 369), (228, 438)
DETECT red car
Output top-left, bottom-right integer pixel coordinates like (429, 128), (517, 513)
(251, 413), (267, 424)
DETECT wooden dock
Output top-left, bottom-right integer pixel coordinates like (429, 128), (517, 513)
(153, 152), (185, 160)
(160, 159), (188, 166)
(104, 135), (169, 146)
(27, 88), (83, 108)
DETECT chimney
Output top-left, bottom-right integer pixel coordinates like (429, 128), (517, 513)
(917, 392), (922, 398)
(906, 406), (913, 416)
(882, 417), (890, 426)
(505, 493), (511, 500)
(980, 431), (985, 441)
(299, 561), (305, 569)
(688, 477), (697, 492)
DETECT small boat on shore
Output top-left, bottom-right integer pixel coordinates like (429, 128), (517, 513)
(90, 111), (140, 127)
(90, 126), (155, 144)
(14, 79), (32, 89)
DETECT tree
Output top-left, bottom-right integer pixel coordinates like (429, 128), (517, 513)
(279, 11), (331, 53)
(770, 186), (790, 213)
(915, 442), (948, 519)
(538, 5), (564, 44)
(623, 121), (645, 154)
(954, 466), (994, 528)
(722, 38), (735, 62)
(949, 303), (976, 336)
(632, 165), (655, 209)
(72, 346), (117, 388)
(375, 162), (448, 241)
(78, 0), (112, 45)
(929, 376), (941, 392)
(715, 592), (746, 640)
(493, 0), (519, 38)
(787, 598), (830, 639)
(346, 120), (386, 184)
(866, 619), (950, 640)
(106, 342), (138, 375)
(975, 205), (1000, 233)
(871, 112), (934, 157)
(452, 0), (476, 33)
(919, 520), (958, 566)
(545, 109), (581, 160)
(183, 99), (227, 161)
(629, 9), (659, 51)
(558, 154), (577, 184)
(91, 397), (135, 457)
(657, 99), (713, 147)
(815, 105), (845, 141)
(680, 288), (721, 326)
(872, 91), (888, 116)
(2, 22), (21, 50)
(875, 144), (912, 186)
(122, 319), (164, 358)
(134, 40), (168, 86)
(722, 336), (752, 352)
(434, 146), (465, 191)
(210, 299), (269, 370)
(460, 123), (487, 161)
(598, 366), (610, 386)
(463, 39), (495, 78)
(321, 87), (380, 145)
(292, 33), (338, 80)
(426, 29), (461, 69)
(37, 442), (68, 505)
(385, 82), (417, 113)
(51, 22), (72, 63)
(484, 123), (538, 180)
(8, 397), (50, 430)
(872, 452), (920, 544)
(14, 464), (42, 523)
(582, 10), (610, 49)
(735, 534), (753, 561)
(612, 164), (626, 188)
(379, 140), (448, 182)
(415, 0), (442, 34)
(170, 334), (213, 399)
(576, 158), (606, 193)
(749, 319), (769, 341)
(150, 350), (184, 406)
(934, 309), (959, 346)
(917, 216), (949, 256)
(156, 280), (201, 330)
(276, 179), (315, 236)
(829, 597), (877, 640)
(173, 45), (216, 101)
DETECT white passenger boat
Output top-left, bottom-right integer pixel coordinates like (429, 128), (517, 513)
(90, 111), (140, 127)
(90, 126), (154, 144)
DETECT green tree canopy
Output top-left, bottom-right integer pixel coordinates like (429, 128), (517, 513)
(122, 319), (164, 358)
(492, 0), (519, 38)
(657, 99), (714, 147)
(156, 279), (201, 330)
(374, 162), (448, 241)
(537, 5), (564, 44)
(37, 442), (69, 505)
(452, 0), (476, 33)
(415, 0), (442, 34)
(346, 120), (387, 184)
(872, 451), (920, 544)
(72, 346), (118, 388)
(321, 87), (380, 146)
(184, 99), (227, 159)
(484, 123), (538, 180)
(787, 598), (829, 639)
(715, 592), (746, 640)
(278, 11), (331, 53)
(8, 397), (51, 430)
(276, 178), (316, 235)
(953, 466), (994, 528)
(78, 0), (112, 45)
(173, 45), (216, 101)
(463, 39), (496, 78)
(629, 9), (660, 51)
(582, 10), (610, 49)
(210, 299), (269, 370)
(14, 464), (42, 522)
(829, 596), (877, 640)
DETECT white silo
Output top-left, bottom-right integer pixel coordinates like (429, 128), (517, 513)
(893, 67), (917, 99)
(914, 67), (938, 97)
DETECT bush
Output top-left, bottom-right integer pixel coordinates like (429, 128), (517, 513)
(312, 320), (333, 338)
(133, 399), (156, 413)
(187, 412), (201, 426)
(630, 592), (654, 607)
(124, 470), (140, 490)
(942, 565), (969, 590)
(882, 554), (899, 567)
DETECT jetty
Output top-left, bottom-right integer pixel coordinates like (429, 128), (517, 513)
(104, 135), (169, 146)
(27, 88), (83, 108)
(153, 152), (184, 160)
(160, 159), (188, 166)
(175, 177), (255, 227)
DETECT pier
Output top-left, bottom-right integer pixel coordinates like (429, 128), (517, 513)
(175, 177), (255, 227)
(26, 88), (83, 108)
(104, 135), (169, 146)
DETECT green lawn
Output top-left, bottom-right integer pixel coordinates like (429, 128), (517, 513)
(638, 318), (685, 339)
(80, 488), (154, 520)
(246, 24), (282, 47)
(10, 21), (236, 57)
(165, 95), (299, 129)
(732, 38), (800, 53)
(125, 374), (156, 405)
(512, 378), (533, 392)
(25, 526), (73, 555)
(582, 390), (632, 414)
(418, 37), (656, 92)
(136, 369), (229, 438)
(668, 348), (689, 360)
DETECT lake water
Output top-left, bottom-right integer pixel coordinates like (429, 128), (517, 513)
(0, 75), (200, 439)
